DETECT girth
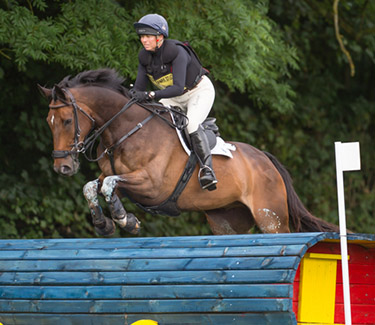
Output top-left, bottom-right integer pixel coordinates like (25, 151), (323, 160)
(120, 153), (198, 217)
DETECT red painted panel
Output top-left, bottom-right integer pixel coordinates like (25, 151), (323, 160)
(292, 241), (375, 323)
(293, 301), (298, 316)
(308, 242), (375, 264)
(293, 265), (300, 318)
(335, 304), (375, 324)
(336, 284), (375, 304)
(294, 264), (301, 282)
(293, 281), (299, 302)
(336, 262), (375, 284)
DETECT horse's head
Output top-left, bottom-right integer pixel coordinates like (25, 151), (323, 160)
(38, 84), (95, 176)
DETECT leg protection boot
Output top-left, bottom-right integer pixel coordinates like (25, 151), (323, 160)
(190, 125), (218, 191)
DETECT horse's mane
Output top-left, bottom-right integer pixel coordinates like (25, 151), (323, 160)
(58, 68), (130, 97)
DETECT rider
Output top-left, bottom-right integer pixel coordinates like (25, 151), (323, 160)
(131, 13), (218, 191)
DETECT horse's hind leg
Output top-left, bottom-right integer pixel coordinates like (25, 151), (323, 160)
(205, 205), (255, 235)
(83, 179), (115, 236)
(101, 176), (141, 235)
(245, 179), (290, 234)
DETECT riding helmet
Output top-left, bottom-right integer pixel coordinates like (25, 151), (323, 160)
(134, 14), (169, 37)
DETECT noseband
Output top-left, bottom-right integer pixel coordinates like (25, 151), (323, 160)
(49, 88), (96, 159)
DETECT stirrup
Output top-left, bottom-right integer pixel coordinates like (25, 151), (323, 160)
(198, 166), (218, 191)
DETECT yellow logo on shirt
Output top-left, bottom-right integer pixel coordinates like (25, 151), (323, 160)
(147, 73), (174, 89)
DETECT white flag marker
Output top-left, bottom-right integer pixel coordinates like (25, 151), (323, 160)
(334, 141), (361, 325)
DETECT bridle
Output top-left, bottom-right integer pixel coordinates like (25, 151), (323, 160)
(49, 87), (188, 171)
(48, 88), (139, 162)
(49, 88), (96, 160)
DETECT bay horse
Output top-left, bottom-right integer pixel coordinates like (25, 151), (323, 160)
(38, 68), (338, 236)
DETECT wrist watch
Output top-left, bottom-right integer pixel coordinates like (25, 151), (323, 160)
(148, 91), (156, 99)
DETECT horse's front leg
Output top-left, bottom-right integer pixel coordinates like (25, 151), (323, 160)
(101, 175), (141, 235)
(83, 179), (116, 236)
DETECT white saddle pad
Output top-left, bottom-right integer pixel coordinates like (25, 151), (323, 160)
(176, 128), (236, 158)
(167, 109), (236, 158)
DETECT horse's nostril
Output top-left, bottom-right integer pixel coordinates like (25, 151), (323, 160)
(53, 159), (79, 176)
(60, 165), (72, 175)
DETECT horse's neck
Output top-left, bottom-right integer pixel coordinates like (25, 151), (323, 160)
(87, 91), (180, 165)
(118, 109), (179, 156)
(90, 92), (130, 126)
(84, 88), (137, 140)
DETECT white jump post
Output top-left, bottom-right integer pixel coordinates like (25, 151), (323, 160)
(334, 141), (361, 325)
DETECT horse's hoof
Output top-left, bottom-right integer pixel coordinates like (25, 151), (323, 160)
(128, 213), (141, 235)
(116, 213), (141, 235)
(94, 217), (116, 237)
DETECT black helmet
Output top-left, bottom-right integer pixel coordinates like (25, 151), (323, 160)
(134, 14), (169, 37)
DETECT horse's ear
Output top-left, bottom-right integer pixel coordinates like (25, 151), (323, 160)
(37, 84), (52, 99)
(53, 84), (66, 101)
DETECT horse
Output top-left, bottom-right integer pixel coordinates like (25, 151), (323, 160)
(38, 68), (338, 236)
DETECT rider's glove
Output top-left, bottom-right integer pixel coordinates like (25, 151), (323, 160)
(130, 89), (151, 102)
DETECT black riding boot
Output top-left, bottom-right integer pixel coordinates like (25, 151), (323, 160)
(190, 126), (218, 191)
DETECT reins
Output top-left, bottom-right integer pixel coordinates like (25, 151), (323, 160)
(82, 97), (138, 162)
(138, 101), (188, 131)
(49, 88), (188, 165)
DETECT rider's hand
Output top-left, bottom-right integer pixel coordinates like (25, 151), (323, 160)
(130, 89), (150, 102)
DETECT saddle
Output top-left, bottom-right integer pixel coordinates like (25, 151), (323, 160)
(171, 108), (234, 158)
(174, 112), (219, 151)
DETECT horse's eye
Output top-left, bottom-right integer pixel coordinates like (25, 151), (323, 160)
(63, 119), (72, 127)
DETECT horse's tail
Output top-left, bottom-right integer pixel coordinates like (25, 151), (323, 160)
(263, 151), (339, 232)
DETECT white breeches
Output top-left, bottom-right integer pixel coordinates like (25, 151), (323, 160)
(159, 75), (215, 134)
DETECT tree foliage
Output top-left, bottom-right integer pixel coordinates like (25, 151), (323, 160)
(0, 0), (374, 238)
(1, 0), (297, 109)
(267, 0), (375, 230)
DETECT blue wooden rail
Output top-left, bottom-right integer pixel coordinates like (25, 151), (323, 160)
(0, 232), (373, 324)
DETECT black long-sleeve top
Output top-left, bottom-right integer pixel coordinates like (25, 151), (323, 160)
(134, 39), (203, 100)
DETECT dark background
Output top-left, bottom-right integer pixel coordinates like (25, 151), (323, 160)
(0, 0), (374, 238)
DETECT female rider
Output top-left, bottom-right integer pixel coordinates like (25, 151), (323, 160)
(131, 13), (217, 191)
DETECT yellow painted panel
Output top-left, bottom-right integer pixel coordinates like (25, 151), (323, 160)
(298, 323), (345, 325)
(298, 255), (338, 323)
(307, 253), (346, 260)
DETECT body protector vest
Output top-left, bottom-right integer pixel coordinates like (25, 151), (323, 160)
(138, 39), (208, 91)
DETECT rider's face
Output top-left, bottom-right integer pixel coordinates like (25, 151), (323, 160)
(140, 35), (163, 51)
